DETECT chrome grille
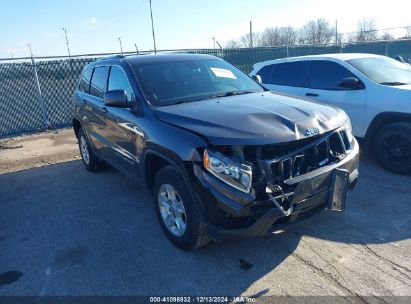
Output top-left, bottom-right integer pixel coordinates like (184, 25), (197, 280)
(259, 129), (352, 186)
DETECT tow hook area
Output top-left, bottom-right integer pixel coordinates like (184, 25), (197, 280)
(266, 185), (294, 216)
(327, 168), (349, 212)
(266, 168), (350, 215)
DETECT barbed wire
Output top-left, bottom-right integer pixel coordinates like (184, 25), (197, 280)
(2, 37), (411, 62)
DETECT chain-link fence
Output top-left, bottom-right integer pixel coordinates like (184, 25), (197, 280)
(0, 57), (96, 136)
(1, 39), (411, 137)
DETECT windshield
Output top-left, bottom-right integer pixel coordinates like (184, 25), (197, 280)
(131, 58), (264, 106)
(347, 56), (411, 85)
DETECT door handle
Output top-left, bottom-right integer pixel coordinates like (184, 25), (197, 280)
(82, 99), (87, 104)
(306, 93), (319, 97)
(100, 106), (108, 113)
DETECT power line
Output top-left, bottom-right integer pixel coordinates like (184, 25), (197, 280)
(338, 25), (411, 37)
(71, 0), (147, 36)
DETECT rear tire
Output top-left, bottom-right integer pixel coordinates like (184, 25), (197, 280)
(78, 128), (105, 172)
(153, 165), (210, 250)
(374, 122), (411, 175)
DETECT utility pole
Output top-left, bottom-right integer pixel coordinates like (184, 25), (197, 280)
(134, 43), (140, 54)
(10, 52), (13, 59)
(249, 21), (253, 48)
(118, 37), (123, 55)
(212, 37), (216, 50)
(149, 0), (157, 54)
(62, 27), (71, 58)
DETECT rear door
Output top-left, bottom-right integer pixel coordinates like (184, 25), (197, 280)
(76, 68), (94, 134)
(257, 61), (308, 97)
(86, 66), (113, 158)
(305, 60), (366, 135)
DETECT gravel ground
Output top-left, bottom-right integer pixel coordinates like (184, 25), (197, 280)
(0, 130), (410, 301)
(0, 128), (80, 174)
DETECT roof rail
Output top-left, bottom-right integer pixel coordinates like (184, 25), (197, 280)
(98, 54), (125, 61)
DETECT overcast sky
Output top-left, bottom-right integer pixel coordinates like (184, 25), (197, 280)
(1, 0), (410, 58)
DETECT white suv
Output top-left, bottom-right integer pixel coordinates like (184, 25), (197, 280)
(250, 53), (411, 174)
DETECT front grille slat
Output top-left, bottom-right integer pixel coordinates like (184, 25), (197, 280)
(263, 129), (351, 187)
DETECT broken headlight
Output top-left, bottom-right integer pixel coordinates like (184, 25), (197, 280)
(203, 149), (252, 193)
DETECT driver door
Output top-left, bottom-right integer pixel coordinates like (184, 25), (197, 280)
(102, 65), (143, 179)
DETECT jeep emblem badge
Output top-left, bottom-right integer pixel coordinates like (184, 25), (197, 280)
(304, 127), (320, 136)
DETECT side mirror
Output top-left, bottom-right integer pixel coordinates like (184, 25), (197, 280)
(338, 77), (364, 90)
(252, 75), (262, 84)
(104, 90), (131, 108)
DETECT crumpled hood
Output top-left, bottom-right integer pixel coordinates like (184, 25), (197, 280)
(154, 91), (348, 145)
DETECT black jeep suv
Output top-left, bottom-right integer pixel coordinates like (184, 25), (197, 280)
(72, 54), (359, 250)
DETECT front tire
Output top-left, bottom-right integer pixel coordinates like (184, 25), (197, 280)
(153, 165), (210, 250)
(78, 128), (105, 172)
(374, 122), (411, 174)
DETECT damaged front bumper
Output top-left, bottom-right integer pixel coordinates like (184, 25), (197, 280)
(193, 138), (360, 241)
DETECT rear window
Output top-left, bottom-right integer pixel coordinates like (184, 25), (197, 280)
(272, 61), (307, 87)
(79, 68), (93, 93)
(90, 66), (109, 98)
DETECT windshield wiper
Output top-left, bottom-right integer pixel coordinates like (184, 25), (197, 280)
(165, 91), (257, 105)
(212, 90), (256, 98)
(379, 81), (409, 86)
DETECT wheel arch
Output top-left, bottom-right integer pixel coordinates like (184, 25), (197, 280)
(365, 112), (411, 148)
(72, 118), (82, 138)
(142, 149), (205, 213)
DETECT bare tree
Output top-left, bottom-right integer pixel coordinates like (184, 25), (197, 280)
(260, 26), (297, 47)
(381, 31), (393, 41)
(406, 25), (411, 38)
(281, 26), (297, 46)
(225, 39), (242, 49)
(352, 18), (378, 42)
(261, 27), (282, 46)
(240, 32), (262, 48)
(299, 18), (335, 44)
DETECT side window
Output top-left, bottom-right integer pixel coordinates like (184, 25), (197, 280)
(309, 61), (356, 90)
(272, 61), (307, 87)
(90, 66), (109, 98)
(79, 68), (93, 93)
(256, 64), (276, 84)
(107, 66), (134, 101)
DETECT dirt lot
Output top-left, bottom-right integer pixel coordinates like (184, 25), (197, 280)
(0, 128), (80, 174)
(0, 130), (410, 300)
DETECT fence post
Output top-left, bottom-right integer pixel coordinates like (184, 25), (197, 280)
(385, 40), (389, 56)
(30, 56), (49, 129)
